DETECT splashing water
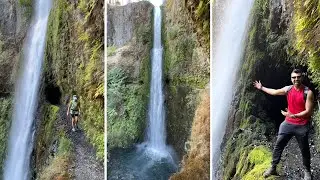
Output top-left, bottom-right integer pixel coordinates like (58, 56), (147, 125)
(3, 0), (52, 179)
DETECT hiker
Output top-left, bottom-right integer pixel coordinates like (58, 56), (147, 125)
(253, 69), (314, 180)
(67, 94), (81, 132)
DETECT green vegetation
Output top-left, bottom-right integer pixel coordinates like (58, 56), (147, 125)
(44, 0), (104, 159)
(35, 104), (59, 168)
(163, 4), (209, 89)
(107, 6), (152, 150)
(162, 0), (209, 157)
(293, 0), (320, 88)
(188, 0), (210, 51)
(107, 46), (117, 56)
(19, 0), (33, 18)
(222, 119), (272, 179)
(241, 146), (274, 180)
(38, 132), (72, 180)
(313, 111), (320, 149)
(0, 98), (12, 176)
(107, 67), (148, 148)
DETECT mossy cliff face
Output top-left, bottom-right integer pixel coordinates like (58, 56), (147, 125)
(0, 0), (31, 175)
(43, 0), (104, 160)
(34, 104), (73, 179)
(163, 0), (209, 160)
(107, 2), (153, 149)
(220, 0), (320, 178)
(169, 89), (210, 180)
(0, 98), (13, 176)
(0, 0), (31, 93)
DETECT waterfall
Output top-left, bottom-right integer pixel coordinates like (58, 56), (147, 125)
(210, 0), (254, 178)
(145, 6), (166, 152)
(3, 0), (52, 179)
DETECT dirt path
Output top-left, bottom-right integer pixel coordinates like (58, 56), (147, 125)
(58, 105), (104, 180)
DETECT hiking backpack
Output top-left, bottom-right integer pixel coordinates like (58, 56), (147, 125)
(70, 98), (79, 111)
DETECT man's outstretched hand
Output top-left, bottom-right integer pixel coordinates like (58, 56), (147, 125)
(253, 80), (263, 90)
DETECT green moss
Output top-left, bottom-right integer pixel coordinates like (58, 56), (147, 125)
(172, 75), (208, 89)
(37, 131), (72, 180)
(57, 132), (72, 156)
(107, 6), (153, 150)
(293, 0), (320, 88)
(222, 118), (271, 179)
(84, 42), (102, 83)
(35, 104), (59, 168)
(81, 100), (104, 159)
(0, 97), (13, 176)
(44, 0), (104, 160)
(185, 0), (210, 50)
(313, 111), (320, 150)
(19, 0), (33, 18)
(107, 68), (148, 148)
(107, 46), (117, 56)
(43, 105), (59, 144)
(242, 146), (273, 180)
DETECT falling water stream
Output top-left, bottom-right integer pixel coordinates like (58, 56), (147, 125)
(108, 2), (177, 180)
(3, 0), (52, 179)
(211, 0), (254, 179)
(145, 6), (166, 152)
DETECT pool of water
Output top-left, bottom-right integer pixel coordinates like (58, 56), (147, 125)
(108, 145), (178, 180)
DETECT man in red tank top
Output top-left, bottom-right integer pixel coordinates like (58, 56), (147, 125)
(253, 69), (314, 180)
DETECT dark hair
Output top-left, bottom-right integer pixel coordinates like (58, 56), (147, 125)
(292, 69), (302, 74)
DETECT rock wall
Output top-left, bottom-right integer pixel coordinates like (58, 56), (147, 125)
(163, 0), (209, 160)
(107, 1), (153, 149)
(0, 0), (30, 93)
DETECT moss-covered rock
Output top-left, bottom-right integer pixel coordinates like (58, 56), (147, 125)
(106, 2), (153, 149)
(169, 89), (210, 180)
(0, 97), (13, 176)
(240, 146), (274, 180)
(44, 0), (104, 159)
(292, 0), (320, 88)
(35, 104), (59, 170)
(37, 132), (73, 180)
(163, 0), (209, 159)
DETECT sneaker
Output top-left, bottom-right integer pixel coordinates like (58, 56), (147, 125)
(304, 170), (312, 180)
(72, 128), (75, 132)
(263, 166), (278, 177)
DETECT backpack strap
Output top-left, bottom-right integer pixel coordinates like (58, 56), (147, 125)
(285, 85), (293, 95)
(286, 85), (308, 101)
(304, 86), (309, 101)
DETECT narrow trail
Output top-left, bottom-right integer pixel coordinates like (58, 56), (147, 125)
(58, 104), (103, 180)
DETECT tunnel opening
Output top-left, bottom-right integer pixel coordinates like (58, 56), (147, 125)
(44, 82), (62, 105)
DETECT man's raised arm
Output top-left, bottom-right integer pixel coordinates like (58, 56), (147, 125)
(253, 80), (287, 96)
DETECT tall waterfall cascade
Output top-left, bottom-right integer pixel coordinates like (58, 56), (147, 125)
(3, 0), (52, 179)
(210, 0), (254, 178)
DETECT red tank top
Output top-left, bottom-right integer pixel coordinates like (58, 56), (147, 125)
(286, 85), (309, 125)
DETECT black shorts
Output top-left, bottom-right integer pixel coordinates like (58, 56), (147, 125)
(71, 113), (79, 118)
